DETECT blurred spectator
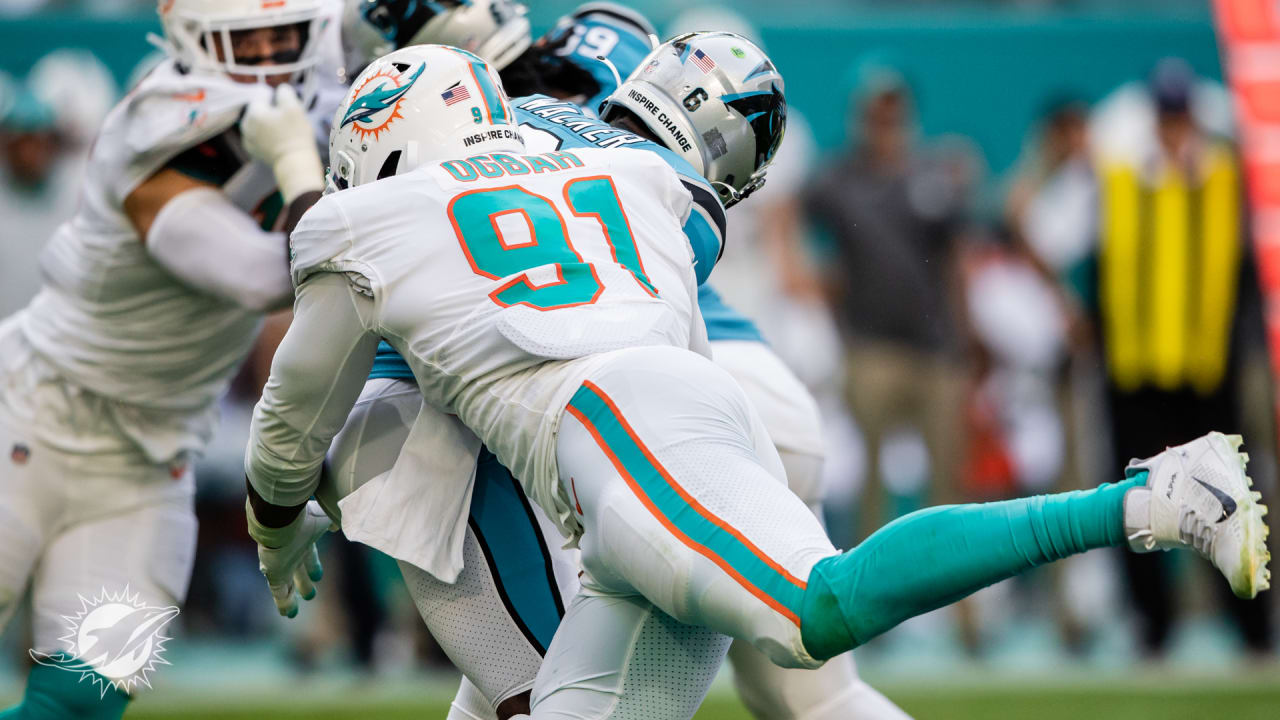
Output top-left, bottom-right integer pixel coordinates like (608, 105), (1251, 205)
(27, 49), (118, 147)
(804, 65), (974, 539)
(0, 86), (77, 317)
(1004, 97), (1110, 652)
(1092, 58), (1273, 657)
(1007, 98), (1097, 315)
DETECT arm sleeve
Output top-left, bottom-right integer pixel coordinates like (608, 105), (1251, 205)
(146, 187), (294, 312)
(245, 272), (380, 506)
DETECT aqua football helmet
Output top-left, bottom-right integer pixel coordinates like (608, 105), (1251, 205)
(329, 44), (523, 189)
(600, 31), (785, 208)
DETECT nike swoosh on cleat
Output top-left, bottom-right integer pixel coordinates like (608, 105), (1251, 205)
(1194, 476), (1238, 521)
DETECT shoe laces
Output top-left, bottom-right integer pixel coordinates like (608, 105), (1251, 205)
(1178, 508), (1216, 555)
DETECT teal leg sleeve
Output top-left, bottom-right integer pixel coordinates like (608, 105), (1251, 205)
(801, 475), (1147, 660)
(0, 665), (129, 720)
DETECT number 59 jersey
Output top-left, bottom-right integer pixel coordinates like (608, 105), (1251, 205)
(290, 146), (704, 491)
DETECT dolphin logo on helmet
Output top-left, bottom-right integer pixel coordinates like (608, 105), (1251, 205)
(341, 63), (425, 132)
(330, 45), (524, 190)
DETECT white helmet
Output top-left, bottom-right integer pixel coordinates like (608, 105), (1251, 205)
(329, 44), (524, 189)
(158, 0), (330, 82)
(350, 0), (531, 71)
(600, 31), (786, 208)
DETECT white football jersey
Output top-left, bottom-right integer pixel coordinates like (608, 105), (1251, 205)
(9, 60), (279, 462)
(290, 146), (703, 518)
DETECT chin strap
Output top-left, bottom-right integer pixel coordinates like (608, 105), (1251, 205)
(595, 55), (624, 94)
(712, 171), (767, 210)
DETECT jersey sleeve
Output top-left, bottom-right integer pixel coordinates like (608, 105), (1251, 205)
(632, 145), (728, 285)
(679, 178), (727, 285)
(113, 72), (270, 205)
(246, 272), (380, 505)
(289, 193), (357, 287)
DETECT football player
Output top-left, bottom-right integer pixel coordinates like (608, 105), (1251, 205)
(246, 41), (1269, 720)
(0, 2), (332, 718)
(333, 5), (907, 718)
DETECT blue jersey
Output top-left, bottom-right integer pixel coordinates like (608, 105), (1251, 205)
(368, 95), (761, 381)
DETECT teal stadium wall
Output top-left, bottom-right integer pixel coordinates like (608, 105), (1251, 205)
(0, 5), (1223, 175)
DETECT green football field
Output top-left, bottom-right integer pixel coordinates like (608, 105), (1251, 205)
(112, 676), (1280, 720)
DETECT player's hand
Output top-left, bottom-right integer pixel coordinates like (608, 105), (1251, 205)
(249, 500), (335, 618)
(241, 84), (325, 203)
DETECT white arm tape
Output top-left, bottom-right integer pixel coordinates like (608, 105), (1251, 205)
(147, 187), (295, 312)
(246, 272), (379, 506)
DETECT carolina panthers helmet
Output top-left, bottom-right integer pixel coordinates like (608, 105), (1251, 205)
(329, 44), (524, 189)
(600, 31), (786, 208)
(350, 0), (531, 71)
(158, 0), (330, 82)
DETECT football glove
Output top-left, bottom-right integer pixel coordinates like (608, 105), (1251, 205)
(246, 499), (336, 618)
(240, 83), (325, 204)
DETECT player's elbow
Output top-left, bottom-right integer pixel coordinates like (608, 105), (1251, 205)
(244, 411), (324, 507)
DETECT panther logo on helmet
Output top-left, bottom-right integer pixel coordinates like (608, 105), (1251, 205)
(723, 83), (786, 170)
(341, 63), (425, 142)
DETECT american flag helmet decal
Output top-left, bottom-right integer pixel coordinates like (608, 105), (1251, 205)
(692, 48), (716, 73)
(441, 83), (471, 106)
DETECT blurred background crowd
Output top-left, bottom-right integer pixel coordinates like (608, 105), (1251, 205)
(0, 0), (1275, 700)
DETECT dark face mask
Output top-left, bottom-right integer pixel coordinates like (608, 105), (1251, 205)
(226, 22), (310, 68)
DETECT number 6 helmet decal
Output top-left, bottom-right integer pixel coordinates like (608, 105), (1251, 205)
(329, 44), (523, 190)
(600, 31), (786, 208)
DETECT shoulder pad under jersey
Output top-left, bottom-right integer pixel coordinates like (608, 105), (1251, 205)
(102, 60), (272, 204)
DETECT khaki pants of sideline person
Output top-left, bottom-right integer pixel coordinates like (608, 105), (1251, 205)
(843, 341), (967, 542)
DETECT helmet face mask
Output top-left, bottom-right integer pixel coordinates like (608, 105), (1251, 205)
(329, 44), (525, 190)
(600, 31), (786, 208)
(159, 0), (330, 89)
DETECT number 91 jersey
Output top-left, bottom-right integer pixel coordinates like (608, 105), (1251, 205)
(291, 146), (702, 483)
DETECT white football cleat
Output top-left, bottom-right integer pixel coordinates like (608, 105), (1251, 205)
(1123, 432), (1270, 599)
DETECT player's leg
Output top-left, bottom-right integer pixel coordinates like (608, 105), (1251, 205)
(0, 411), (50, 645)
(802, 429), (1269, 659)
(559, 346), (838, 673)
(325, 379), (569, 717)
(712, 340), (909, 720)
(20, 468), (196, 720)
(526, 587), (730, 719)
(399, 449), (574, 712)
(729, 445), (908, 720)
(557, 347), (1269, 670)
(449, 677), (499, 720)
(0, 411), (70, 720)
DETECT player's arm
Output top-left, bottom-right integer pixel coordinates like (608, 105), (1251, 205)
(124, 85), (324, 312)
(244, 270), (380, 616)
